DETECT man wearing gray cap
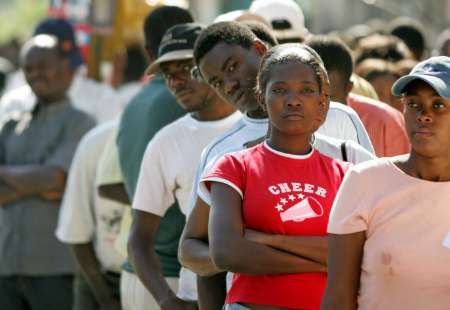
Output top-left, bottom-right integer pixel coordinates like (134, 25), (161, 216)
(128, 23), (240, 310)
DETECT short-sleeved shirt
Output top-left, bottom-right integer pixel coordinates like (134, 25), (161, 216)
(95, 131), (131, 259)
(328, 157), (450, 310)
(117, 75), (185, 199)
(201, 142), (349, 309)
(56, 120), (125, 273)
(117, 75), (186, 277)
(194, 114), (375, 207)
(324, 101), (374, 154)
(132, 111), (241, 300)
(347, 93), (410, 157)
(0, 98), (95, 275)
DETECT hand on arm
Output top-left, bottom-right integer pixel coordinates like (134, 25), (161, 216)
(321, 232), (366, 310)
(209, 183), (326, 275)
(0, 165), (66, 198)
(245, 228), (328, 265)
(71, 243), (121, 310)
(97, 183), (130, 205)
(0, 179), (26, 205)
(128, 210), (196, 310)
(0, 165), (65, 202)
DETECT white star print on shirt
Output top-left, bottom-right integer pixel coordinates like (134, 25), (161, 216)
(297, 193), (305, 200)
(275, 204), (284, 211)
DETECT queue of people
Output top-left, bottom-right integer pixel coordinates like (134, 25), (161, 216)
(0, 0), (449, 309)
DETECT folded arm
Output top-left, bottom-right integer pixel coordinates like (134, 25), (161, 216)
(179, 196), (222, 277)
(97, 183), (130, 205)
(0, 179), (26, 205)
(179, 196), (227, 309)
(0, 165), (66, 201)
(209, 182), (325, 275)
(245, 229), (328, 264)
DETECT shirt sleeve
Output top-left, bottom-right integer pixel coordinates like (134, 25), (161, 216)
(199, 152), (246, 206)
(347, 109), (375, 155)
(346, 140), (377, 164)
(132, 132), (175, 216)
(56, 133), (96, 243)
(96, 130), (123, 187)
(45, 111), (96, 171)
(327, 165), (371, 234)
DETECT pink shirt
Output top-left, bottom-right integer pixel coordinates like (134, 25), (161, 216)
(347, 93), (410, 157)
(328, 157), (450, 310)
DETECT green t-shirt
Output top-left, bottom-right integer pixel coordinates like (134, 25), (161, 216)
(117, 75), (186, 277)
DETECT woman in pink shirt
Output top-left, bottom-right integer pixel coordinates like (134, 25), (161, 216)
(323, 56), (450, 310)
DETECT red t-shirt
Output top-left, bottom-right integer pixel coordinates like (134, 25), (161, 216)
(202, 142), (350, 309)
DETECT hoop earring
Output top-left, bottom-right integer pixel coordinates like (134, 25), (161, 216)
(310, 134), (316, 146)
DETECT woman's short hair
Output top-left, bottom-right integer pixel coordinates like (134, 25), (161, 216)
(256, 43), (325, 96)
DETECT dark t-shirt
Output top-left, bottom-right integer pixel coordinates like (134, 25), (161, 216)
(117, 75), (186, 277)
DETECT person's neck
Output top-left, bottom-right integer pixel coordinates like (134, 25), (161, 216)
(267, 131), (312, 155)
(38, 95), (66, 106)
(247, 106), (268, 119)
(400, 151), (450, 182)
(191, 99), (237, 122)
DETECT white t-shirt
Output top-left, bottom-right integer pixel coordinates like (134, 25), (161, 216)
(0, 71), (123, 125)
(132, 111), (242, 300)
(326, 101), (374, 154)
(56, 120), (126, 272)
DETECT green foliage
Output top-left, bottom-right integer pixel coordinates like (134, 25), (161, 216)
(0, 0), (48, 44)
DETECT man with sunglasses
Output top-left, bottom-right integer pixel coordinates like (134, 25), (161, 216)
(127, 23), (240, 310)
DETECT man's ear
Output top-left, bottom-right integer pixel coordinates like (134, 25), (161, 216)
(144, 46), (156, 64)
(62, 58), (74, 75)
(345, 80), (354, 97)
(253, 39), (268, 56)
(318, 91), (329, 117)
(256, 91), (267, 111)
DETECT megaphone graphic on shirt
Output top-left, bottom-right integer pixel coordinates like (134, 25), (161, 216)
(280, 196), (324, 222)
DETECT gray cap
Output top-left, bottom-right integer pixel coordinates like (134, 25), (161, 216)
(392, 56), (450, 99)
(145, 23), (204, 75)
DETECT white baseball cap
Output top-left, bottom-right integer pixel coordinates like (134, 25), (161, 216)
(249, 0), (308, 41)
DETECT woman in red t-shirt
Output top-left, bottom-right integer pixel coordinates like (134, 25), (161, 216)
(201, 44), (350, 309)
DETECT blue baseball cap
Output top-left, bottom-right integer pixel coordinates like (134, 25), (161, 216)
(392, 56), (450, 99)
(34, 18), (84, 69)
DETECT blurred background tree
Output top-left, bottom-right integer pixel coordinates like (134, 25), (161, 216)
(0, 0), (48, 44)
